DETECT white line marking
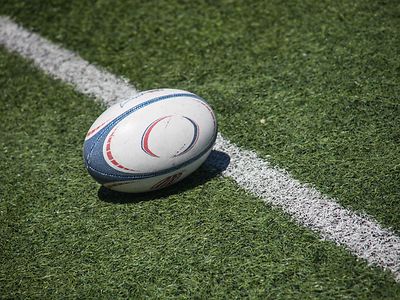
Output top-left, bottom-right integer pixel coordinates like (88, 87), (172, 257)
(1, 16), (399, 281)
(0, 17), (136, 105)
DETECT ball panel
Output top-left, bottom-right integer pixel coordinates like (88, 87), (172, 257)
(83, 89), (217, 193)
(102, 148), (212, 193)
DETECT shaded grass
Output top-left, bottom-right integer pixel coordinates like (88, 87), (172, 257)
(1, 0), (399, 232)
(1, 48), (399, 298)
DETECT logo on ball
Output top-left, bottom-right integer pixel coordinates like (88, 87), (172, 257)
(141, 115), (200, 158)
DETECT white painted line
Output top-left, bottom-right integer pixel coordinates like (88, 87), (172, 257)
(0, 16), (136, 105)
(1, 16), (399, 281)
(212, 135), (400, 281)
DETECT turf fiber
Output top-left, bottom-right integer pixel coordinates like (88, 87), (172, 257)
(1, 0), (400, 298)
(1, 0), (399, 233)
(1, 48), (399, 298)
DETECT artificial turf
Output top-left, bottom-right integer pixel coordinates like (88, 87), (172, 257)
(1, 0), (398, 233)
(1, 48), (399, 298)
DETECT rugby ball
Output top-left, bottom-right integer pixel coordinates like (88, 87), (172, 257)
(83, 89), (218, 193)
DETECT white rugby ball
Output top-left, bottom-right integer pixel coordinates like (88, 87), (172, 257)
(83, 89), (218, 193)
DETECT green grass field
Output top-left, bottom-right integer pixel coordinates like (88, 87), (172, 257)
(1, 0), (400, 298)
